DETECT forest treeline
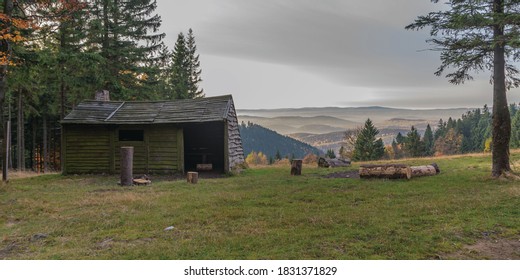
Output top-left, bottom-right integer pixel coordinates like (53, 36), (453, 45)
(239, 122), (321, 164)
(0, 1), (202, 172)
(345, 104), (520, 161)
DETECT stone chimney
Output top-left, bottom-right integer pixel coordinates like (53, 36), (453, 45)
(95, 90), (110, 101)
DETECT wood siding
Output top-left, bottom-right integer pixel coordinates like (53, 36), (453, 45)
(62, 125), (112, 174)
(226, 100), (245, 170)
(63, 125), (181, 174)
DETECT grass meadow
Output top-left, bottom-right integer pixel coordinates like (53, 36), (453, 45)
(1, 152), (519, 259)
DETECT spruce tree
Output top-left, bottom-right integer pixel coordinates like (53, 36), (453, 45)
(423, 124), (434, 156)
(186, 28), (204, 98)
(396, 132), (405, 145)
(89, 0), (165, 100)
(326, 149), (336, 159)
(407, 0), (519, 177)
(353, 119), (385, 161)
(169, 32), (190, 99)
(169, 29), (204, 99)
(275, 150), (282, 161)
(434, 119), (446, 140)
(405, 126), (424, 158)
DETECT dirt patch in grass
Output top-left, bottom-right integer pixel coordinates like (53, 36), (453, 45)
(444, 237), (520, 260)
(324, 170), (360, 179)
(0, 243), (18, 259)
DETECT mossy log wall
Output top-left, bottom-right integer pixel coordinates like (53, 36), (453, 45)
(62, 125), (182, 174)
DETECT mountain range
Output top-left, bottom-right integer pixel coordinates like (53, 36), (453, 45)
(238, 106), (473, 153)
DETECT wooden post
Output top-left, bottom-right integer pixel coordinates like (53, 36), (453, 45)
(291, 159), (302, 176)
(120, 146), (134, 186)
(187, 171), (198, 184)
(3, 121), (10, 182)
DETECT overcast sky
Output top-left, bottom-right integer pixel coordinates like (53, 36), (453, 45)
(156, 0), (520, 109)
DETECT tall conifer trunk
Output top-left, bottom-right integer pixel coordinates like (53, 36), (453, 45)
(17, 88), (24, 171)
(43, 116), (48, 173)
(492, 0), (511, 177)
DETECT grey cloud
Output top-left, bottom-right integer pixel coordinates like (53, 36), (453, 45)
(195, 0), (442, 88)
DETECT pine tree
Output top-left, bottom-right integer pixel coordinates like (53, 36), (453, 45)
(404, 126), (424, 158)
(423, 124), (434, 156)
(396, 132), (405, 145)
(168, 29), (204, 99)
(434, 119), (446, 140)
(169, 32), (190, 99)
(407, 0), (518, 177)
(89, 0), (166, 100)
(186, 29), (204, 98)
(326, 149), (336, 159)
(353, 119), (385, 161)
(275, 149), (282, 161)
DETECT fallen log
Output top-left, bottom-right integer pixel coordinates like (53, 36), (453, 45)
(359, 164), (411, 179)
(318, 157), (351, 168)
(359, 163), (440, 180)
(410, 163), (440, 178)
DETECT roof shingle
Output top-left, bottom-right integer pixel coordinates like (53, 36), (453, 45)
(62, 95), (233, 124)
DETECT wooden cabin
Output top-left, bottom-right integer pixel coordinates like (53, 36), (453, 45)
(61, 95), (245, 174)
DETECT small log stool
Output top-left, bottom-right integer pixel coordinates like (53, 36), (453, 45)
(187, 172), (199, 184)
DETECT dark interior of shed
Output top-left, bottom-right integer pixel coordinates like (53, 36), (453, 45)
(183, 122), (225, 172)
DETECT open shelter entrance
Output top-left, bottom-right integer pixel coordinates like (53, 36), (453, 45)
(183, 122), (225, 172)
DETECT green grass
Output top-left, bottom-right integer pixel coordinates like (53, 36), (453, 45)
(1, 152), (519, 259)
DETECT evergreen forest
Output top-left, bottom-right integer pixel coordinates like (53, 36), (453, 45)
(239, 122), (321, 162)
(388, 104), (520, 159)
(0, 1), (203, 172)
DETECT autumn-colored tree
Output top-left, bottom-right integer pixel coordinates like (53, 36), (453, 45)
(245, 151), (268, 166)
(302, 153), (318, 164)
(434, 128), (463, 156)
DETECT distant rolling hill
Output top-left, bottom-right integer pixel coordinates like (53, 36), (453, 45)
(238, 106), (471, 129)
(238, 106), (472, 154)
(238, 115), (359, 135)
(239, 123), (322, 159)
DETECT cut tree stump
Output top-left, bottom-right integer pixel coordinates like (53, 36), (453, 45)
(133, 178), (151, 186)
(359, 163), (440, 180)
(120, 146), (134, 186)
(187, 172), (199, 184)
(291, 159), (303, 176)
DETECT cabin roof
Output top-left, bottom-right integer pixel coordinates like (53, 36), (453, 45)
(62, 95), (234, 125)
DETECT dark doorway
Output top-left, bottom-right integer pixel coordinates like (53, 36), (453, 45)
(183, 122), (225, 172)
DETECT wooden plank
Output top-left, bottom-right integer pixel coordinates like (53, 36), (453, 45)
(178, 128), (184, 173)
